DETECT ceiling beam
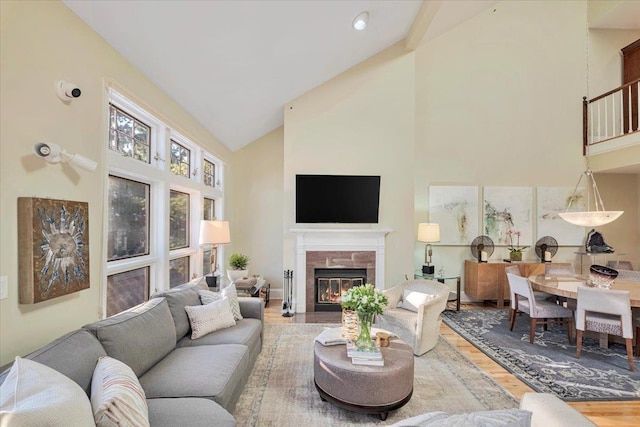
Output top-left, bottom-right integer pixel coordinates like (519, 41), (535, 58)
(404, 0), (443, 52)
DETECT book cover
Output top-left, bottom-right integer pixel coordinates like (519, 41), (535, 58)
(351, 357), (384, 366)
(346, 341), (382, 360)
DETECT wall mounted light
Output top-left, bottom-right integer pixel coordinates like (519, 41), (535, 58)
(33, 143), (97, 172)
(353, 11), (369, 31)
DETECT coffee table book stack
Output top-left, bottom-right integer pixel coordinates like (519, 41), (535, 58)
(347, 341), (384, 366)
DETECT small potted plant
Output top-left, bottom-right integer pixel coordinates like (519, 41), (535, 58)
(506, 230), (528, 262)
(227, 253), (250, 281)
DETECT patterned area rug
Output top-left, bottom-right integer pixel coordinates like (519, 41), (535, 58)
(442, 309), (640, 401)
(233, 323), (517, 427)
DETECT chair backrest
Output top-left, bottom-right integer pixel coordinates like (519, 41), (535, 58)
(504, 266), (521, 308)
(575, 286), (632, 337)
(607, 260), (633, 271)
(545, 264), (576, 276)
(506, 273), (536, 314)
(616, 269), (640, 283)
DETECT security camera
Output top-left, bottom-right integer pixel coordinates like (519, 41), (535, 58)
(34, 142), (62, 163)
(56, 80), (81, 101)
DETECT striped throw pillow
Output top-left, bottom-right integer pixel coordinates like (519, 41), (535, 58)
(185, 297), (236, 339)
(91, 356), (149, 427)
(198, 284), (243, 321)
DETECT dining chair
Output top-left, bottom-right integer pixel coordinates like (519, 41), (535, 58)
(607, 260), (634, 271)
(506, 273), (574, 344)
(545, 264), (576, 276)
(636, 318), (640, 357)
(575, 286), (634, 371)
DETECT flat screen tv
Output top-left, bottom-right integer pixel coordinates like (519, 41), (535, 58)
(296, 174), (380, 223)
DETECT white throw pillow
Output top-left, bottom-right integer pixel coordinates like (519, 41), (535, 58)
(185, 297), (236, 339)
(400, 290), (437, 312)
(91, 356), (150, 427)
(0, 356), (94, 427)
(199, 285), (243, 321)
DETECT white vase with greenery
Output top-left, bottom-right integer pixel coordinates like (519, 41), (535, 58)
(227, 253), (250, 281)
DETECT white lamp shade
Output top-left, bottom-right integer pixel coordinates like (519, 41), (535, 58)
(417, 223), (440, 243)
(199, 220), (231, 245)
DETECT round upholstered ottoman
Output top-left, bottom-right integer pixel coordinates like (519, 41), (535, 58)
(313, 339), (414, 420)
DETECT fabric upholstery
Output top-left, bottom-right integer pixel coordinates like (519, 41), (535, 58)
(544, 265), (576, 276)
(607, 260), (634, 271)
(151, 283), (203, 341)
(83, 298), (177, 377)
(185, 297), (236, 339)
(199, 285), (244, 321)
(177, 318), (262, 349)
(575, 287), (632, 338)
(617, 269), (640, 282)
(520, 392), (597, 427)
(147, 398), (235, 427)
(393, 409), (531, 426)
(91, 356), (149, 427)
(0, 357), (95, 427)
(376, 279), (449, 356)
(400, 290), (437, 312)
(139, 344), (249, 410)
(0, 329), (105, 396)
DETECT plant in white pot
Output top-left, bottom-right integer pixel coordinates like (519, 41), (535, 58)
(227, 253), (250, 282)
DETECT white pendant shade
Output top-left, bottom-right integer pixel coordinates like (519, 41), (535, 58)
(558, 211), (623, 227)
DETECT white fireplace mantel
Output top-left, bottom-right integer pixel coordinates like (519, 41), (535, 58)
(290, 228), (392, 313)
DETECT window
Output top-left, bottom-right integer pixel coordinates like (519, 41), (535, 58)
(107, 176), (150, 261)
(105, 88), (225, 317)
(109, 105), (150, 163)
(203, 159), (216, 187)
(170, 140), (190, 177)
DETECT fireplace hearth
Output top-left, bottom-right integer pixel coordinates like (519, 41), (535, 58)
(314, 268), (366, 312)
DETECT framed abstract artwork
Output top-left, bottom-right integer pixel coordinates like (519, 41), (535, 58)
(429, 186), (479, 245)
(483, 187), (533, 246)
(536, 187), (586, 245)
(18, 197), (90, 304)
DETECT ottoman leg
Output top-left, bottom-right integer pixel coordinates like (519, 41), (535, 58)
(379, 412), (389, 421)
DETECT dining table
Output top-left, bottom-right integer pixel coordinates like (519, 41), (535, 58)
(529, 274), (640, 348)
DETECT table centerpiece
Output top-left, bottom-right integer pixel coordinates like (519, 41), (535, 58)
(341, 283), (388, 352)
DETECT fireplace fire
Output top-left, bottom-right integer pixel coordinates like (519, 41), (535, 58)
(314, 268), (366, 312)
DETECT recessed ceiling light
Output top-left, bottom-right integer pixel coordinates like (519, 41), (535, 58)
(353, 11), (369, 31)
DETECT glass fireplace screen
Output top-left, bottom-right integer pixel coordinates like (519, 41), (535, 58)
(316, 278), (364, 304)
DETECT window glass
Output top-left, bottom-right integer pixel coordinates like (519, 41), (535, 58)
(203, 197), (216, 221)
(107, 176), (150, 261)
(106, 267), (149, 317)
(204, 159), (216, 187)
(109, 105), (150, 163)
(169, 190), (189, 249)
(169, 257), (190, 288)
(170, 140), (190, 177)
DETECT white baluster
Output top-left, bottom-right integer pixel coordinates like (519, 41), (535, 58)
(612, 91), (617, 137)
(604, 96), (608, 139)
(628, 85), (633, 134)
(619, 90), (624, 136)
(597, 99), (601, 141)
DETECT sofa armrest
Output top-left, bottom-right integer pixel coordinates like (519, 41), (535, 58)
(520, 393), (596, 427)
(238, 297), (264, 322)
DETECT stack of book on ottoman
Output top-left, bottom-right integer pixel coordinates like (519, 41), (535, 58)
(347, 341), (384, 366)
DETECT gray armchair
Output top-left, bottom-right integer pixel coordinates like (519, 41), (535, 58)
(375, 279), (449, 356)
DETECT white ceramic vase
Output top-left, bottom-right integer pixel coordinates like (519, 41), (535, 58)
(227, 269), (249, 282)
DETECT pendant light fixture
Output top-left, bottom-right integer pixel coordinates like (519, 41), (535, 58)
(558, 17), (623, 228)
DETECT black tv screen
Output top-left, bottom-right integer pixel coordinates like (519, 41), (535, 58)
(296, 175), (380, 223)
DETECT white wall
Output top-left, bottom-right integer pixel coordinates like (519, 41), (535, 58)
(0, 1), (231, 365)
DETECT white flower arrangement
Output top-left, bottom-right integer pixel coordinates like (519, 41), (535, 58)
(340, 283), (388, 314)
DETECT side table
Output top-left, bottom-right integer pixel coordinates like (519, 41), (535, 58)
(414, 271), (460, 311)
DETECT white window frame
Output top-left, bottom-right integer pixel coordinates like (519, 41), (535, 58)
(103, 88), (225, 317)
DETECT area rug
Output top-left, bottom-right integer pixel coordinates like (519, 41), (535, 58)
(233, 323), (518, 427)
(442, 309), (640, 401)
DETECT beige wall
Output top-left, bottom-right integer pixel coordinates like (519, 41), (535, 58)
(590, 29), (640, 96)
(0, 1), (231, 365)
(230, 127), (284, 289)
(282, 42), (417, 301)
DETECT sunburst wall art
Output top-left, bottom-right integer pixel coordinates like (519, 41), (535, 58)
(18, 197), (90, 304)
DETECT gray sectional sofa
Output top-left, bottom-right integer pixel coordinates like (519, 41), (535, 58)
(0, 280), (263, 426)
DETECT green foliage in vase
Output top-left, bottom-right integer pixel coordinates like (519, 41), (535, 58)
(340, 283), (388, 314)
(228, 253), (250, 270)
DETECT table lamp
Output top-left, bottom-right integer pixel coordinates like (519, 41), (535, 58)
(199, 220), (231, 288)
(418, 223), (440, 275)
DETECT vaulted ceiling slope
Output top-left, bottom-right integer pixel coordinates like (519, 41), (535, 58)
(63, 1), (638, 152)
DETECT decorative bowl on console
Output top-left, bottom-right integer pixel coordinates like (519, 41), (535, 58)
(587, 264), (618, 289)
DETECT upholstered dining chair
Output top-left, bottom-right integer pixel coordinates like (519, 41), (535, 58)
(607, 260), (634, 271)
(375, 279), (449, 356)
(617, 269), (640, 283)
(506, 273), (574, 344)
(575, 286), (634, 371)
(545, 264), (576, 276)
(505, 265), (552, 312)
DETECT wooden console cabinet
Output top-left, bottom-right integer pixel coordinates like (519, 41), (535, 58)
(464, 260), (571, 308)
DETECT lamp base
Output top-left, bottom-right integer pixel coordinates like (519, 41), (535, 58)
(205, 274), (218, 290)
(422, 265), (435, 275)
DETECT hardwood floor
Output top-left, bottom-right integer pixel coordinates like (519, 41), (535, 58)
(263, 300), (640, 426)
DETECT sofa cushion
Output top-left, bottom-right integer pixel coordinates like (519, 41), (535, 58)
(400, 290), (437, 312)
(152, 282), (204, 341)
(147, 398), (235, 427)
(185, 297), (236, 339)
(0, 329), (106, 396)
(91, 356), (149, 427)
(177, 318), (262, 349)
(0, 357), (95, 427)
(390, 409), (532, 426)
(139, 344), (249, 410)
(84, 298), (176, 377)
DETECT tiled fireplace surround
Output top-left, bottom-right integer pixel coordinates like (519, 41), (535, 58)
(291, 229), (391, 313)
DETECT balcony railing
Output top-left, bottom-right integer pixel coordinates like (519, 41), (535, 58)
(583, 78), (639, 155)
